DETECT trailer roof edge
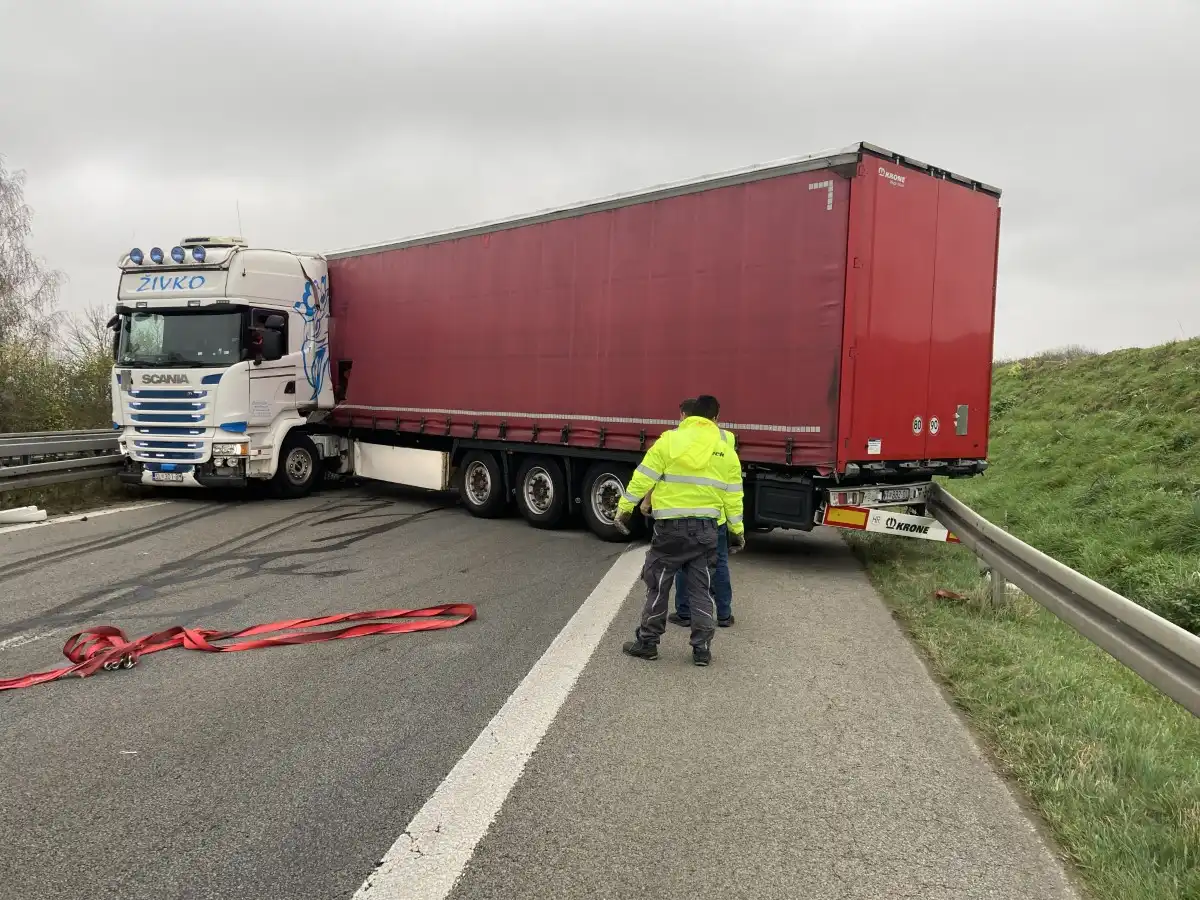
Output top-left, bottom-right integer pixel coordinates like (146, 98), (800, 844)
(327, 142), (999, 260)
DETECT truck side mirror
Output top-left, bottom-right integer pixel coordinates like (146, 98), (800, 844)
(108, 315), (121, 361)
(264, 314), (286, 331)
(261, 330), (285, 362)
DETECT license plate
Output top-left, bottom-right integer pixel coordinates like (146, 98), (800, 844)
(151, 471), (184, 483)
(881, 488), (912, 503)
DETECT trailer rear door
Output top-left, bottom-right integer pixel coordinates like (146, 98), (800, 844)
(836, 155), (999, 469)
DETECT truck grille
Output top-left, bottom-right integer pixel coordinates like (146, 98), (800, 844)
(125, 387), (213, 462)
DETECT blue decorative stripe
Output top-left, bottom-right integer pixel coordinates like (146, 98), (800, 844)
(112, 421), (121, 430)
(201, 373), (222, 384)
(145, 463), (196, 472)
(132, 413), (206, 423)
(135, 441), (205, 449)
(129, 389), (208, 400)
(219, 421), (248, 433)
(130, 401), (207, 411)
(135, 426), (205, 435)
(139, 451), (204, 461)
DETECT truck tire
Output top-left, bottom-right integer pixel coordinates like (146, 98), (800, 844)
(458, 451), (507, 518)
(515, 456), (569, 529)
(580, 461), (637, 542)
(271, 432), (321, 499)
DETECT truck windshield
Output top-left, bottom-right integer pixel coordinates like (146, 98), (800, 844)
(117, 310), (243, 367)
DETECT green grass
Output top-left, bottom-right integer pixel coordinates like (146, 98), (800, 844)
(850, 337), (1200, 900)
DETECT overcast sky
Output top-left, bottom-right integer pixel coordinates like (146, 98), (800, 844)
(2, 0), (1196, 358)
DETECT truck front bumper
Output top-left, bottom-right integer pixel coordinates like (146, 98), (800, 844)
(121, 459), (248, 489)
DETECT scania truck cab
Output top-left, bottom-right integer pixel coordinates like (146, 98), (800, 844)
(111, 237), (338, 496)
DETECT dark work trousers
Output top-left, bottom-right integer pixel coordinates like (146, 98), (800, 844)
(636, 518), (720, 649)
(675, 523), (732, 621)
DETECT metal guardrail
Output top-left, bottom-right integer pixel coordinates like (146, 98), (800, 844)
(0, 430), (122, 494)
(929, 483), (1200, 718)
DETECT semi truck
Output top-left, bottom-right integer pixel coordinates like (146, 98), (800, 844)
(109, 141), (1001, 543)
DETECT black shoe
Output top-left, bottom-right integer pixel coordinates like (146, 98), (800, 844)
(623, 639), (659, 661)
(668, 613), (691, 627)
(718, 615), (735, 628)
(693, 644), (712, 666)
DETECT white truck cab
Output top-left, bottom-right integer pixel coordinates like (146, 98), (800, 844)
(111, 237), (338, 495)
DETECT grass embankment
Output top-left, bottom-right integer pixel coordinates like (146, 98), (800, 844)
(849, 339), (1200, 900)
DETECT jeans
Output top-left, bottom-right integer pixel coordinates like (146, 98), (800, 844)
(675, 523), (732, 621)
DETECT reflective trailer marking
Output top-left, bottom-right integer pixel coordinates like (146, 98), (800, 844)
(808, 179), (835, 210)
(821, 506), (959, 543)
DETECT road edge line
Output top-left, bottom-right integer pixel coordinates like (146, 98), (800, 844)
(0, 501), (167, 536)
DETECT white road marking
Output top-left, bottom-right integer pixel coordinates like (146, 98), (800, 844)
(353, 546), (647, 900)
(0, 501), (167, 536)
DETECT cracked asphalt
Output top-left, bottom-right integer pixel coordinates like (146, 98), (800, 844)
(0, 489), (1079, 899)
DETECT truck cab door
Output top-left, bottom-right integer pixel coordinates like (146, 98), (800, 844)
(247, 308), (297, 428)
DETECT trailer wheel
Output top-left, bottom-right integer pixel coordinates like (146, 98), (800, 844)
(271, 432), (321, 499)
(581, 461), (637, 542)
(458, 451), (507, 518)
(515, 457), (568, 529)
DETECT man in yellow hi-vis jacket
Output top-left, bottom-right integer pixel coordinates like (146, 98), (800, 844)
(614, 394), (745, 666)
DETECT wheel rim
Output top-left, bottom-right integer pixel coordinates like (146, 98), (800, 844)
(523, 467), (555, 515)
(285, 447), (313, 485)
(590, 473), (623, 526)
(464, 461), (492, 506)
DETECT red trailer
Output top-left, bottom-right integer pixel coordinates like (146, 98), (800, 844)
(324, 142), (1000, 541)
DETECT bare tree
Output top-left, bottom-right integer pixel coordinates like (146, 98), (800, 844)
(63, 302), (114, 364)
(0, 156), (78, 431)
(0, 154), (62, 346)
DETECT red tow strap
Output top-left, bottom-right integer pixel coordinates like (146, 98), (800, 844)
(0, 604), (476, 692)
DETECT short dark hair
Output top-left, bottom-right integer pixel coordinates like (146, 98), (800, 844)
(679, 398), (696, 416)
(692, 395), (720, 420)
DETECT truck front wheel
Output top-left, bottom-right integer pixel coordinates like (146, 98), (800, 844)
(271, 432), (321, 499)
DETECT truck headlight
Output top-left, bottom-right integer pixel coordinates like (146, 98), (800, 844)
(212, 442), (249, 457)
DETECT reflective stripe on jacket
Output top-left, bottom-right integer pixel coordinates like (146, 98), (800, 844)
(617, 416), (745, 535)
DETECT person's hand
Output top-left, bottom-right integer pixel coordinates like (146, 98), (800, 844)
(639, 488), (654, 516)
(728, 531), (746, 554)
(614, 510), (633, 536)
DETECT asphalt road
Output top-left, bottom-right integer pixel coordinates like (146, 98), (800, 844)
(447, 530), (1080, 900)
(0, 488), (1080, 900)
(0, 486), (624, 899)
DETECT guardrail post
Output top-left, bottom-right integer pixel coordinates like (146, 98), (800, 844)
(988, 568), (1008, 606)
(975, 557), (1008, 607)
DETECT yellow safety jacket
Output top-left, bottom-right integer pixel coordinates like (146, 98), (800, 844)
(618, 416), (745, 536)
